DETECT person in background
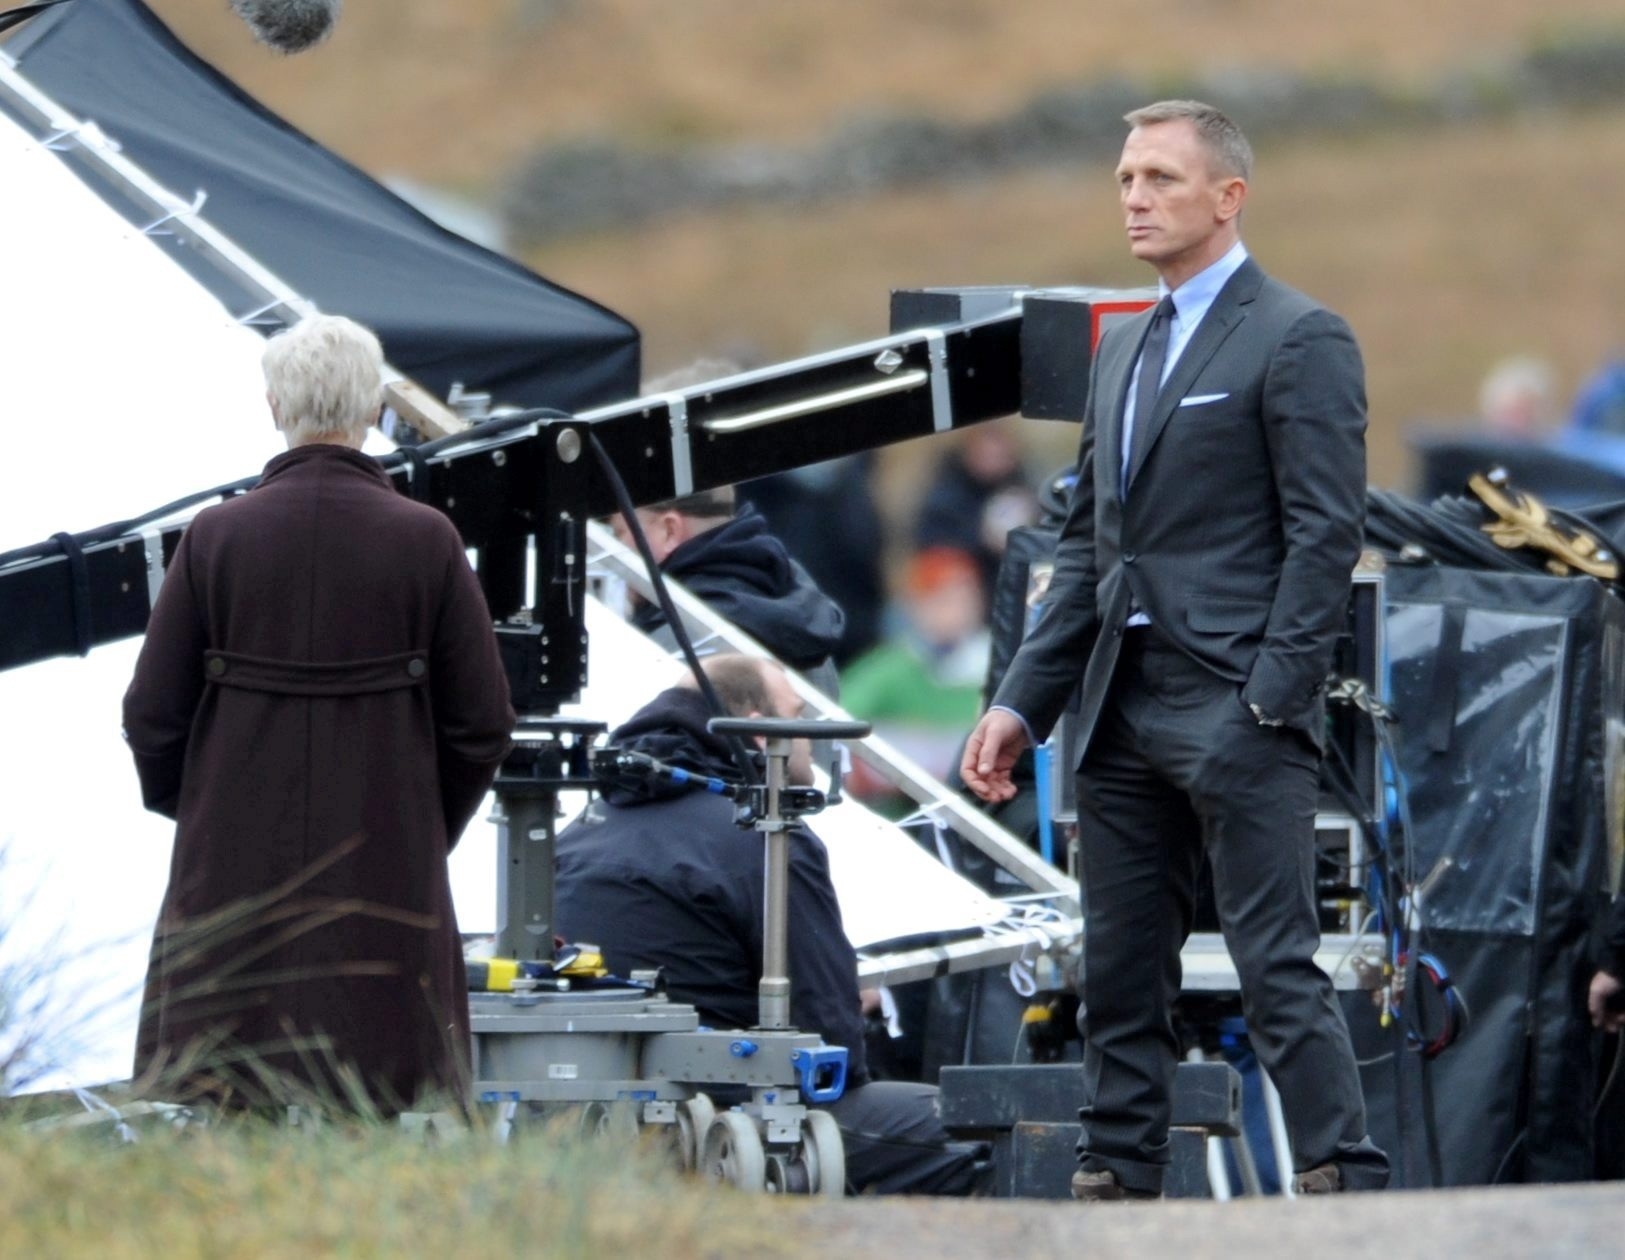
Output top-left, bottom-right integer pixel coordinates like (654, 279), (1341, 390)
(914, 422), (1038, 608)
(1570, 357), (1625, 437)
(612, 485), (846, 698)
(1478, 355), (1556, 438)
(841, 547), (990, 805)
(123, 314), (514, 1114)
(741, 453), (886, 668)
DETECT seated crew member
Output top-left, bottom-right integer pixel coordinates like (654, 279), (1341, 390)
(123, 314), (515, 1114)
(555, 654), (982, 1195)
(612, 487), (845, 698)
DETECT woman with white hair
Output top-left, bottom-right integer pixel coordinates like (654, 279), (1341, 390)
(123, 315), (515, 1115)
(261, 311), (387, 447)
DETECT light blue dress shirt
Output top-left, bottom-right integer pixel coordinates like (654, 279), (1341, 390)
(1120, 240), (1250, 493)
(1120, 241), (1249, 629)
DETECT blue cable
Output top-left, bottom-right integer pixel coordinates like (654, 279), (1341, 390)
(1034, 743), (1055, 867)
(665, 766), (732, 795)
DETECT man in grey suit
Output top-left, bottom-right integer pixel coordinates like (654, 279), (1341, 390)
(962, 100), (1389, 1199)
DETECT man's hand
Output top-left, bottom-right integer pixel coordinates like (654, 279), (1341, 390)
(961, 709), (1031, 803)
(1589, 970), (1625, 1033)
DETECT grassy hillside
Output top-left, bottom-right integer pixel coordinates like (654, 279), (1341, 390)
(127, 1), (1625, 492)
(152, 1), (1625, 180)
(524, 109), (1625, 490)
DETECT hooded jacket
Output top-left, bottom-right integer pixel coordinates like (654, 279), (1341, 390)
(632, 507), (845, 695)
(554, 686), (868, 1082)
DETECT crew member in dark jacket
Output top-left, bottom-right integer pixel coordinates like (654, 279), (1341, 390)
(123, 314), (515, 1114)
(556, 654), (981, 1195)
(741, 455), (886, 667)
(612, 488), (846, 698)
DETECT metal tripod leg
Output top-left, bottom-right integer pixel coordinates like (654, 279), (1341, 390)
(1227, 1127), (1264, 1196)
(1262, 1070), (1295, 1197)
(1187, 1045), (1262, 1199)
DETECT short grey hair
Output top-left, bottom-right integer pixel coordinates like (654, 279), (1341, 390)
(262, 314), (384, 446)
(1124, 100), (1253, 181)
(643, 357), (743, 394)
(645, 485), (736, 519)
(699, 654), (777, 718)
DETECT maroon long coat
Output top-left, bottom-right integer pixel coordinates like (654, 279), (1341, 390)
(122, 444), (514, 1112)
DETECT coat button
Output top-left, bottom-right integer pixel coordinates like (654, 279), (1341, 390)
(1122, 551), (1137, 564)
(207, 657), (226, 677)
(407, 658), (427, 678)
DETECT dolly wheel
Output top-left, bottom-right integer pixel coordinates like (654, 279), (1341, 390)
(764, 1152), (810, 1194)
(675, 1095), (716, 1172)
(801, 1110), (846, 1198)
(701, 1111), (767, 1192)
(578, 1100), (639, 1145)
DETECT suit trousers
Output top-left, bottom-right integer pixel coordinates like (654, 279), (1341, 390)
(1073, 625), (1389, 1193)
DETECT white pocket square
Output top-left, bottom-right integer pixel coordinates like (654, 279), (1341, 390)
(1178, 392), (1229, 407)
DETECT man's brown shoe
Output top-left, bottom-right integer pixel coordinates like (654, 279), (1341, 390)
(1070, 1169), (1160, 1201)
(1292, 1163), (1343, 1195)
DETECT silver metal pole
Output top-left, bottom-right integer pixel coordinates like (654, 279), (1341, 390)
(1187, 1048), (1234, 1201)
(758, 736), (792, 1030)
(855, 922), (1080, 988)
(492, 792), (556, 962)
(1206, 1135), (1233, 1201)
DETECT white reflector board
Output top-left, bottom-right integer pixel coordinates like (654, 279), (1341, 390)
(0, 107), (282, 1090)
(0, 102), (1008, 1093)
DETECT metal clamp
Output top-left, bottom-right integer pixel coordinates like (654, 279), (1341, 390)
(140, 189), (208, 237)
(236, 298), (294, 328)
(923, 328), (953, 432)
(653, 392), (693, 497)
(1326, 674), (1394, 723)
(140, 526), (167, 610)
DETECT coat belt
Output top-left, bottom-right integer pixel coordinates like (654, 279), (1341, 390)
(202, 649), (431, 696)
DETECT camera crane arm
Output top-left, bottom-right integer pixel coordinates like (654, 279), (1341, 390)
(0, 285), (1150, 705)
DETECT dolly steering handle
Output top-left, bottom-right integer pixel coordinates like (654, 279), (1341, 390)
(708, 716), (871, 741)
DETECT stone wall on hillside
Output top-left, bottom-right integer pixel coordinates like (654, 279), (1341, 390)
(500, 34), (1625, 244)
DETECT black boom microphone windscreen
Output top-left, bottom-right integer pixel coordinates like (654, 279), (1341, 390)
(229, 0), (340, 54)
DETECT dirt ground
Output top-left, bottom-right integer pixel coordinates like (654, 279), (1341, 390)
(794, 1181), (1625, 1260)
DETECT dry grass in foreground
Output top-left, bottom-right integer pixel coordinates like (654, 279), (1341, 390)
(0, 1111), (798, 1259)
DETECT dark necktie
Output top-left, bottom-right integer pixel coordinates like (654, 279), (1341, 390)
(1123, 295), (1175, 497)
